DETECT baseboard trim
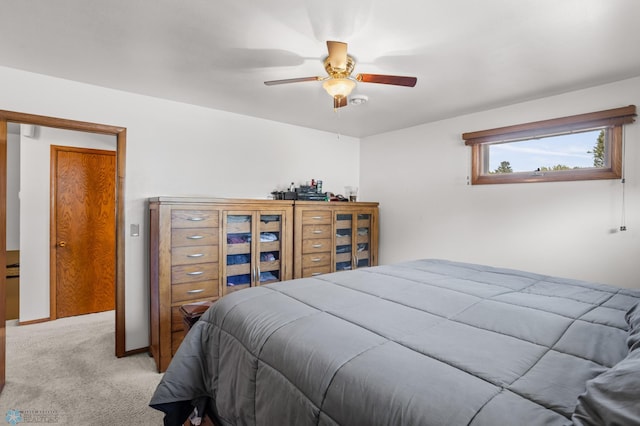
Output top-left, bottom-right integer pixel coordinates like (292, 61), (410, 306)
(122, 346), (149, 357)
(18, 317), (51, 326)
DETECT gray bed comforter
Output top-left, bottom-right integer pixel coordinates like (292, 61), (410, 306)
(150, 259), (640, 425)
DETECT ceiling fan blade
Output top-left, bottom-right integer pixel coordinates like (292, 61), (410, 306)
(264, 76), (322, 86)
(326, 41), (348, 70)
(356, 73), (417, 87)
(333, 95), (348, 109)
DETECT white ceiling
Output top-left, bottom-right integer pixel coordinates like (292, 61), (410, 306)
(2, 0), (640, 138)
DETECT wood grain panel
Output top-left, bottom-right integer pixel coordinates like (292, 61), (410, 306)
(171, 331), (184, 356)
(259, 260), (280, 272)
(171, 306), (184, 332)
(54, 147), (116, 318)
(227, 242), (250, 255)
(259, 241), (280, 252)
(226, 263), (251, 276)
(260, 221), (281, 232)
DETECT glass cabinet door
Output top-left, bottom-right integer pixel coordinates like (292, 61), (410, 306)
(224, 213), (253, 292)
(355, 213), (372, 268)
(224, 210), (287, 294)
(335, 213), (353, 271)
(334, 211), (372, 271)
(257, 212), (284, 284)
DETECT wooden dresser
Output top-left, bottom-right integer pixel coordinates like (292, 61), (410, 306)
(293, 201), (379, 278)
(149, 197), (294, 372)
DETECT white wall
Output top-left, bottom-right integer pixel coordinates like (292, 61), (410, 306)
(0, 66), (359, 351)
(6, 133), (20, 250)
(361, 76), (640, 289)
(19, 126), (116, 322)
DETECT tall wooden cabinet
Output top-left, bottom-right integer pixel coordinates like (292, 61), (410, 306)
(293, 201), (379, 278)
(149, 197), (293, 372)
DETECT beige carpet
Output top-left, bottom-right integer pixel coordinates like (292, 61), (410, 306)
(0, 311), (166, 425)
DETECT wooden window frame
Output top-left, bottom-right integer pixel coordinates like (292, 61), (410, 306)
(463, 105), (636, 185)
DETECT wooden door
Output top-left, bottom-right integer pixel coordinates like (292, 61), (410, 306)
(52, 146), (116, 318)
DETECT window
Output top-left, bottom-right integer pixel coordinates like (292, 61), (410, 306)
(463, 105), (636, 184)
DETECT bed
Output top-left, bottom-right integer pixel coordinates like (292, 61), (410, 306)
(150, 259), (640, 425)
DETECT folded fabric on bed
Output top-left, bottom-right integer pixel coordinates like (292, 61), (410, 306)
(150, 259), (640, 426)
(625, 302), (640, 351)
(572, 350), (640, 425)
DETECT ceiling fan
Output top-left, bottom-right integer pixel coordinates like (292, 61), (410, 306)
(264, 41), (417, 109)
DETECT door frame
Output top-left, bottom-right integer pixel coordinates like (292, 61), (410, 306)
(0, 109), (127, 359)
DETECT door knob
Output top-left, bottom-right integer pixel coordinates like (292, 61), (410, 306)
(58, 241), (67, 247)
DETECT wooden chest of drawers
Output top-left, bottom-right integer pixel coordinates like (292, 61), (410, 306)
(293, 201), (379, 278)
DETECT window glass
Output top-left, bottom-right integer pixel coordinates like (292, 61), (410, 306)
(487, 129), (606, 174)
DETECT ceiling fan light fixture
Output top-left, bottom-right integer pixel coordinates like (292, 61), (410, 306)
(263, 41), (417, 110)
(322, 78), (356, 98)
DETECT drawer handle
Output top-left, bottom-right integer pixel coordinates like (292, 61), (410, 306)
(312, 230), (323, 234)
(187, 271), (204, 276)
(311, 272), (322, 276)
(311, 258), (321, 262)
(187, 235), (204, 240)
(187, 289), (204, 294)
(187, 217), (205, 222)
(187, 253), (205, 258)
(311, 216), (323, 220)
(312, 244), (323, 248)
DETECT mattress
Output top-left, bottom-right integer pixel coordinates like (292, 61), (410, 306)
(150, 259), (640, 425)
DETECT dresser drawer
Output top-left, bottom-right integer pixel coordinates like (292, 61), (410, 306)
(172, 210), (219, 228)
(171, 245), (219, 266)
(172, 262), (219, 284)
(302, 224), (331, 239)
(302, 252), (330, 268)
(302, 238), (331, 253)
(171, 280), (219, 303)
(302, 211), (331, 224)
(172, 227), (218, 247)
(302, 265), (331, 277)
